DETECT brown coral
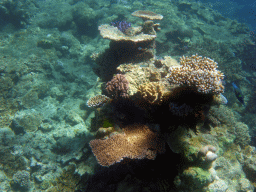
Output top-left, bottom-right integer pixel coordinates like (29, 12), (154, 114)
(167, 54), (224, 94)
(138, 82), (166, 104)
(106, 74), (129, 98)
(89, 124), (165, 167)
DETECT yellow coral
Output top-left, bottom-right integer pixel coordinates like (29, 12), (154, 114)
(138, 82), (165, 104)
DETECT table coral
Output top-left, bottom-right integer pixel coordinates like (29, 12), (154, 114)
(98, 24), (156, 42)
(167, 54), (224, 94)
(89, 124), (165, 167)
(131, 10), (163, 21)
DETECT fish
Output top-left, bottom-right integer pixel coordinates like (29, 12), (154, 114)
(232, 82), (245, 105)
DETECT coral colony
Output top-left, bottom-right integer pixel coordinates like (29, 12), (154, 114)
(87, 10), (226, 168)
(110, 20), (131, 33)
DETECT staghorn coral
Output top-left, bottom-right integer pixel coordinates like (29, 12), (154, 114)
(167, 54), (224, 94)
(138, 82), (166, 104)
(87, 95), (111, 108)
(106, 74), (129, 98)
(89, 124), (165, 167)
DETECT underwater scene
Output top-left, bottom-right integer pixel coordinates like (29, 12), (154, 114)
(0, 0), (256, 191)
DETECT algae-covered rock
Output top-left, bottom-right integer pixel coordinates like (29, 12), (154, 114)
(234, 122), (251, 147)
(175, 167), (212, 190)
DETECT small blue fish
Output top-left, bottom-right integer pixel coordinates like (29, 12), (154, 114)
(232, 82), (245, 105)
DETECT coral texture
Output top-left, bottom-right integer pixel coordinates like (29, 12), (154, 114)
(138, 82), (165, 104)
(168, 54), (224, 94)
(12, 170), (31, 189)
(106, 74), (129, 98)
(89, 124), (165, 167)
(87, 95), (111, 108)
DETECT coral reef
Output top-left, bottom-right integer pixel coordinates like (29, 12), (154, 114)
(11, 170), (31, 189)
(138, 82), (166, 104)
(89, 124), (165, 167)
(0, 0), (255, 191)
(106, 74), (129, 98)
(167, 54), (225, 94)
(94, 11), (161, 81)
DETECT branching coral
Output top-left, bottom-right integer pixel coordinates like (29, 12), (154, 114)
(89, 124), (165, 167)
(167, 54), (224, 94)
(106, 74), (129, 98)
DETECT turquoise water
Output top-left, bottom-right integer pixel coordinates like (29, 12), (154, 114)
(0, 0), (256, 191)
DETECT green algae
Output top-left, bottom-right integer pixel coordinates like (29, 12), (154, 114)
(102, 118), (114, 128)
(182, 167), (212, 188)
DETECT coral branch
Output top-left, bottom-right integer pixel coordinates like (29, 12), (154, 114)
(167, 54), (224, 94)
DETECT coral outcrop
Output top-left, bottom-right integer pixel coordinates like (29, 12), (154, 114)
(88, 11), (228, 171)
(93, 11), (161, 81)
